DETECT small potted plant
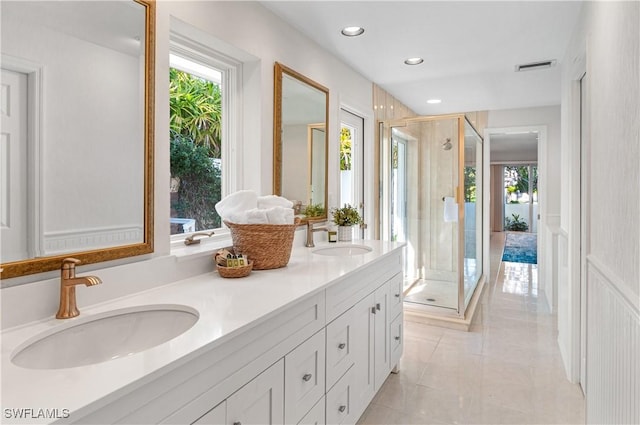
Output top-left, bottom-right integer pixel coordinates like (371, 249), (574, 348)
(331, 204), (362, 242)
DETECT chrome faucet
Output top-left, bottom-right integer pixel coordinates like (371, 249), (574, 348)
(305, 219), (327, 248)
(56, 258), (102, 319)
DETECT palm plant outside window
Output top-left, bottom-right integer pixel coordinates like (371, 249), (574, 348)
(169, 62), (223, 234)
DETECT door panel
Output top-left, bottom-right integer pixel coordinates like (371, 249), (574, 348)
(1, 69), (29, 261)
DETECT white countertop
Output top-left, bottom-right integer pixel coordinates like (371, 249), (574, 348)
(1, 240), (403, 424)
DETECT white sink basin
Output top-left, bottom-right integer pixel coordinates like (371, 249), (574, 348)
(313, 244), (373, 256)
(12, 305), (198, 370)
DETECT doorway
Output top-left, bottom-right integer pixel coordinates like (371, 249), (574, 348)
(484, 125), (547, 306)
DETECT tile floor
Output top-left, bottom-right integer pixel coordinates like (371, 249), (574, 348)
(358, 233), (586, 424)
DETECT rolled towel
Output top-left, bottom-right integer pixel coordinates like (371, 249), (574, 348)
(265, 206), (295, 224)
(257, 195), (293, 209)
(215, 190), (258, 222)
(283, 208), (294, 224)
(444, 197), (458, 222)
(245, 208), (269, 224)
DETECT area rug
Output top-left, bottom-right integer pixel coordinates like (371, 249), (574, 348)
(502, 232), (538, 264)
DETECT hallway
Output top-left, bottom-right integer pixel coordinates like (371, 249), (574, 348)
(358, 233), (585, 424)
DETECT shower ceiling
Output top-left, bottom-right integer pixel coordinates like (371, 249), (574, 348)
(261, 1), (583, 115)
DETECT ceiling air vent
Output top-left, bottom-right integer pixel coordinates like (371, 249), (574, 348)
(515, 59), (557, 72)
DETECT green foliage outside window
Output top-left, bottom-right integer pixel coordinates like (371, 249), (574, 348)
(464, 166), (476, 202)
(169, 67), (223, 232)
(505, 213), (529, 232)
(340, 127), (352, 171)
(170, 68), (222, 158)
(170, 132), (222, 230)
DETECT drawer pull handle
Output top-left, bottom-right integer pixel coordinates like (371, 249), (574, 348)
(371, 306), (376, 314)
(302, 373), (313, 382)
(338, 405), (346, 413)
(233, 422), (241, 425)
(395, 293), (400, 298)
(338, 342), (346, 349)
(395, 336), (401, 341)
(376, 303), (381, 311)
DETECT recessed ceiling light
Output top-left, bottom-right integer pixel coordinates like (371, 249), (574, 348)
(404, 57), (424, 65)
(427, 99), (442, 104)
(341, 26), (365, 37)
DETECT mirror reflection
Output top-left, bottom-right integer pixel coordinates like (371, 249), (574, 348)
(0, 0), (154, 278)
(273, 63), (328, 221)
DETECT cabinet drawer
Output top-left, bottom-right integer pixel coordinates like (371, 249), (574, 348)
(326, 365), (356, 425)
(387, 273), (403, 320)
(191, 400), (225, 425)
(326, 307), (356, 390)
(389, 313), (403, 369)
(296, 396), (324, 425)
(285, 329), (325, 425)
(326, 252), (402, 322)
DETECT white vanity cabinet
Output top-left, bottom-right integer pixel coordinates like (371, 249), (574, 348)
(52, 245), (403, 425)
(325, 253), (404, 423)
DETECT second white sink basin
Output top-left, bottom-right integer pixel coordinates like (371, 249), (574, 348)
(313, 244), (373, 256)
(11, 305), (198, 370)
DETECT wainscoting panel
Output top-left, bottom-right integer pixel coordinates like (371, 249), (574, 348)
(43, 225), (144, 256)
(586, 257), (639, 424)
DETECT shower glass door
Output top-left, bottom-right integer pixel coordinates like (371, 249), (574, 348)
(381, 115), (483, 315)
(384, 117), (460, 311)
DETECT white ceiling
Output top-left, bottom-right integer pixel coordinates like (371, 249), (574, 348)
(262, 1), (583, 116)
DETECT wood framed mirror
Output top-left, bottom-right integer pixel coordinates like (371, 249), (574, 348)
(0, 0), (155, 279)
(273, 62), (329, 223)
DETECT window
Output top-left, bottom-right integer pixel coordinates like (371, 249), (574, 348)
(169, 39), (240, 238)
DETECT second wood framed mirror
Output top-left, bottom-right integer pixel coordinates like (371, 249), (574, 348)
(273, 62), (329, 223)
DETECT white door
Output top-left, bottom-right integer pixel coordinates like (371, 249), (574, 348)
(1, 69), (29, 262)
(352, 293), (375, 415)
(340, 109), (364, 238)
(373, 283), (390, 391)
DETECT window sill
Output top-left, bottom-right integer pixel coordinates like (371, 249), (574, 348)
(170, 231), (233, 262)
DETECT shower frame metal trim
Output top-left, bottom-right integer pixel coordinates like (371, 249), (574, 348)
(379, 114), (484, 318)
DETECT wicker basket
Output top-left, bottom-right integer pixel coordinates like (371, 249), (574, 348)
(217, 261), (253, 278)
(224, 218), (300, 270)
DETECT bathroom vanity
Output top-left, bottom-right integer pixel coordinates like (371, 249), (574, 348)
(1, 240), (404, 424)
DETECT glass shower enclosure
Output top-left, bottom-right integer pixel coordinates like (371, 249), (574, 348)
(380, 115), (483, 316)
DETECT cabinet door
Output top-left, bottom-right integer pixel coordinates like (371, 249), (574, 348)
(326, 366), (356, 425)
(227, 359), (284, 425)
(326, 306), (356, 390)
(284, 330), (325, 425)
(192, 401), (226, 425)
(351, 293), (375, 416)
(373, 283), (390, 392)
(389, 313), (403, 371)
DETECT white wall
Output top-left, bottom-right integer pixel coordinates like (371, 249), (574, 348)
(487, 105), (561, 216)
(2, 9), (143, 253)
(153, 1), (374, 254)
(560, 2), (639, 423)
(281, 124), (309, 204)
(1, 2), (375, 327)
